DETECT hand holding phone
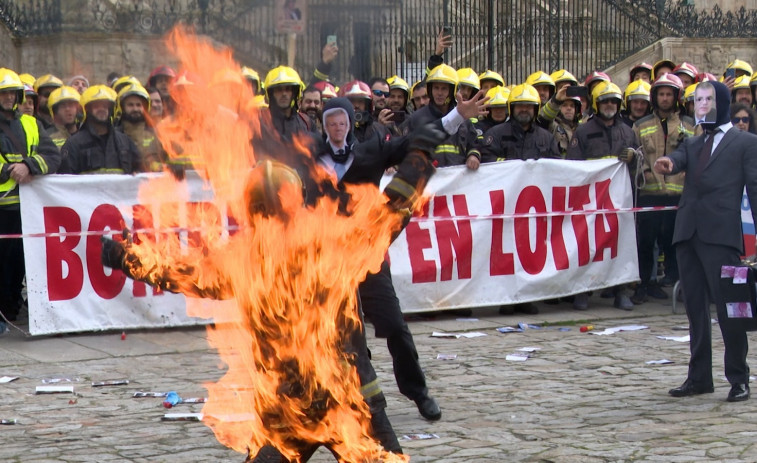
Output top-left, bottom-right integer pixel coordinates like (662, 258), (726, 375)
(326, 35), (337, 46)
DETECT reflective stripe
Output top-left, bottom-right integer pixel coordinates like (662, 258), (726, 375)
(360, 378), (382, 399)
(384, 177), (416, 200)
(639, 126), (658, 137)
(0, 115), (41, 205)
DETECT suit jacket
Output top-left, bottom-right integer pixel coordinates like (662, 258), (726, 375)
(668, 127), (757, 252)
(333, 135), (408, 187)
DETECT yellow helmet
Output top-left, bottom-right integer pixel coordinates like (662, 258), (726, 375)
(427, 64), (458, 87)
(47, 85), (81, 117)
(549, 69), (577, 86)
(264, 66), (302, 95)
(456, 68), (480, 92)
(478, 70), (505, 87)
(683, 83), (697, 103)
(250, 94), (268, 109)
(507, 83), (540, 115)
(245, 159), (304, 219)
(525, 71), (555, 89)
(18, 73), (36, 87)
(117, 82), (151, 113)
(0, 68), (24, 107)
(80, 85), (118, 122)
(485, 85), (510, 107)
(651, 59), (676, 81)
(732, 74), (751, 91)
(387, 75), (409, 93)
(623, 79), (651, 107)
(750, 71), (757, 89)
(241, 66), (262, 94)
(726, 59), (754, 77)
(591, 81), (623, 113)
(112, 75), (142, 93)
(33, 74), (63, 93)
(426, 64), (458, 104)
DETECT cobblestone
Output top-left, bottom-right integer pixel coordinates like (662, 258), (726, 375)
(1, 296), (756, 462)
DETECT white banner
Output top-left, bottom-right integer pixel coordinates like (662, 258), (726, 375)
(386, 159), (639, 312)
(20, 173), (221, 336)
(20, 159), (639, 334)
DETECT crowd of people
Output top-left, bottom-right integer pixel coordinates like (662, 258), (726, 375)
(0, 27), (756, 459)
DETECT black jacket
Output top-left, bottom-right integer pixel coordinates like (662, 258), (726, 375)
(59, 121), (142, 174)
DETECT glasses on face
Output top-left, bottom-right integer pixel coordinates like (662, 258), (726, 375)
(733, 116), (751, 124)
(372, 89), (389, 98)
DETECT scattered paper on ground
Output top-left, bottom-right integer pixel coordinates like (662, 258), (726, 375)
(162, 413), (203, 421)
(591, 325), (648, 335)
(657, 335), (690, 342)
(646, 359), (674, 365)
(431, 332), (487, 339)
(36, 385), (74, 394)
(456, 318), (479, 322)
(506, 353), (529, 361)
(517, 347), (541, 352)
(0, 376), (18, 383)
(436, 354), (457, 360)
(401, 433), (439, 441)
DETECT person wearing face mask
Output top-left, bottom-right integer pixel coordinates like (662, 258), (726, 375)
(654, 80), (757, 403)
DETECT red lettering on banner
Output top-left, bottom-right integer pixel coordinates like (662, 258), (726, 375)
(550, 186), (569, 270)
(514, 186), (548, 275)
(131, 204), (151, 297)
(44, 207), (83, 301)
(488, 190), (514, 276)
(406, 201), (436, 283)
(87, 204), (127, 299)
(593, 179), (619, 261)
(568, 184), (591, 266)
(433, 195), (472, 281)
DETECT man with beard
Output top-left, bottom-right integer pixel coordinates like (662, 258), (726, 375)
(298, 84), (323, 135)
(59, 85), (142, 175)
(0, 68), (60, 332)
(567, 81), (638, 310)
(621, 80), (652, 128)
(631, 73), (694, 304)
(116, 83), (165, 172)
(46, 86), (81, 148)
(469, 83), (560, 315)
(410, 80), (429, 111)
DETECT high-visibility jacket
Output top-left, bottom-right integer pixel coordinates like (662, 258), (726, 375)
(633, 111), (695, 196)
(0, 112), (61, 208)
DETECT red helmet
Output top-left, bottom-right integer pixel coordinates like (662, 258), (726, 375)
(147, 65), (177, 87)
(650, 72), (683, 107)
(312, 80), (337, 99)
(673, 62), (698, 80)
(584, 71), (610, 89)
(338, 80), (371, 100)
(629, 62), (653, 82)
(695, 72), (717, 83)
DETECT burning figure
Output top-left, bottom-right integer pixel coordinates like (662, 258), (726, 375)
(99, 27), (444, 463)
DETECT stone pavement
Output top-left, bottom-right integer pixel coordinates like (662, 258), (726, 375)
(1, 293), (756, 463)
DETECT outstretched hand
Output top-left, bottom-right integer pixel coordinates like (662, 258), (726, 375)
(654, 156), (673, 174)
(456, 90), (490, 120)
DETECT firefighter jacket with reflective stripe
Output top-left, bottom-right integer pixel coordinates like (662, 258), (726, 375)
(550, 114), (579, 158)
(46, 124), (74, 148)
(58, 122), (142, 175)
(566, 115), (637, 160)
(117, 120), (166, 172)
(0, 112), (61, 209)
(633, 112), (695, 196)
(469, 120), (560, 162)
(432, 118), (479, 167)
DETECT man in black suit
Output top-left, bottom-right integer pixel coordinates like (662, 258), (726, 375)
(654, 80), (757, 402)
(316, 97), (442, 420)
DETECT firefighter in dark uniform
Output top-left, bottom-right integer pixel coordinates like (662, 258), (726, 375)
(0, 68), (61, 328)
(567, 81), (639, 311)
(263, 66), (313, 141)
(58, 85), (142, 175)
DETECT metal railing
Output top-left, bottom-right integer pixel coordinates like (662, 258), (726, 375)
(1, 0), (756, 84)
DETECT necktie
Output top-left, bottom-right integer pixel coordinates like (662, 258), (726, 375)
(334, 149), (346, 180)
(693, 129), (716, 182)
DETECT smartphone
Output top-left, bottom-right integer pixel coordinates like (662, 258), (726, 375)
(326, 35), (337, 46)
(566, 85), (588, 99)
(442, 25), (452, 37)
(391, 111), (406, 124)
(725, 68), (736, 79)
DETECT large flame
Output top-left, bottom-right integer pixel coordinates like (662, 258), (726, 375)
(127, 27), (409, 462)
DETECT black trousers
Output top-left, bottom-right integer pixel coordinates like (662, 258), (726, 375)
(636, 196), (679, 285)
(677, 234), (749, 386)
(359, 260), (428, 402)
(0, 209), (24, 320)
